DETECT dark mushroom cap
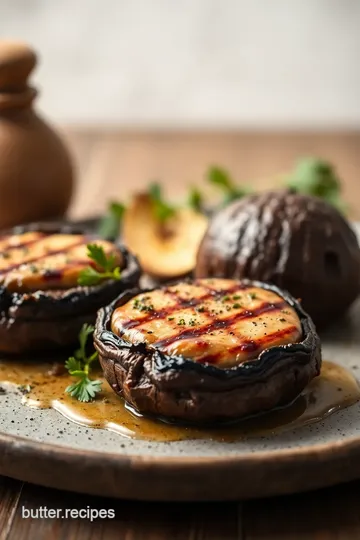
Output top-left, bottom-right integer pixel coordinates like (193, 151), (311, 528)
(196, 190), (360, 328)
(0, 221), (141, 354)
(94, 279), (321, 424)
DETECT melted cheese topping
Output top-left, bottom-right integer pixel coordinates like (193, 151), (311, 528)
(0, 232), (123, 292)
(111, 278), (302, 368)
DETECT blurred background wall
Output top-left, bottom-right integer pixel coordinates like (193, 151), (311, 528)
(1, 0), (359, 129)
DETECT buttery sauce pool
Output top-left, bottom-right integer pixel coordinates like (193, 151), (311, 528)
(0, 359), (358, 442)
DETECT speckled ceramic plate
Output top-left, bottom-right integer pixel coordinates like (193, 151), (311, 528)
(0, 224), (360, 501)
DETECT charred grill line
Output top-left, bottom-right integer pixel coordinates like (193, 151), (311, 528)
(0, 237), (90, 276)
(123, 283), (250, 329)
(0, 232), (47, 254)
(226, 324), (298, 358)
(42, 258), (101, 278)
(152, 300), (288, 349)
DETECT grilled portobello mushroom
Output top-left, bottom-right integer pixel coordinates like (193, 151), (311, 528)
(94, 277), (321, 423)
(196, 189), (360, 327)
(0, 222), (140, 353)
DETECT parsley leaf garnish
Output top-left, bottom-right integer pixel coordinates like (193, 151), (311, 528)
(286, 157), (348, 213)
(207, 166), (251, 205)
(98, 201), (126, 240)
(78, 243), (122, 286)
(148, 182), (176, 223)
(188, 186), (204, 212)
(65, 324), (102, 402)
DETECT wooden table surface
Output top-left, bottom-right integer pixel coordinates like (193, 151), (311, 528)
(1, 130), (360, 540)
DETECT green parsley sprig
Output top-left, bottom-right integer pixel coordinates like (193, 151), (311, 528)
(97, 201), (126, 240)
(207, 166), (251, 205)
(285, 157), (348, 213)
(78, 243), (122, 286)
(188, 186), (204, 212)
(65, 324), (102, 402)
(148, 182), (176, 223)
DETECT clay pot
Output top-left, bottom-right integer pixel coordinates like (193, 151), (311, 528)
(0, 40), (73, 228)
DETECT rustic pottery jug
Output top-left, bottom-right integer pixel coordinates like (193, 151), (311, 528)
(0, 40), (73, 228)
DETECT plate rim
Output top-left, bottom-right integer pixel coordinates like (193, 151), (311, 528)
(1, 427), (360, 500)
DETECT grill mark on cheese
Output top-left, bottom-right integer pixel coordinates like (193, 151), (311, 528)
(112, 279), (302, 367)
(226, 324), (298, 358)
(163, 281), (249, 303)
(152, 300), (287, 350)
(0, 232), (47, 254)
(0, 236), (88, 276)
(122, 283), (247, 329)
(40, 258), (99, 283)
(0, 232), (122, 292)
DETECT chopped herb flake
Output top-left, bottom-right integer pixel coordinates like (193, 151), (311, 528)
(133, 298), (154, 312)
(19, 384), (32, 394)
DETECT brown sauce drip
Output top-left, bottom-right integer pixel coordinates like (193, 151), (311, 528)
(0, 359), (358, 442)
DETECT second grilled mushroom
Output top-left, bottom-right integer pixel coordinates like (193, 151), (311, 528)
(94, 278), (321, 424)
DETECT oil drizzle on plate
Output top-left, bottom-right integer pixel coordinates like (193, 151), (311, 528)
(0, 359), (359, 442)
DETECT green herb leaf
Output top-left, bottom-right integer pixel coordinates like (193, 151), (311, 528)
(78, 244), (122, 286)
(207, 166), (250, 205)
(208, 166), (234, 191)
(286, 157), (348, 213)
(148, 182), (176, 223)
(65, 378), (102, 403)
(188, 187), (203, 212)
(98, 201), (125, 239)
(86, 243), (109, 271)
(65, 356), (82, 373)
(112, 266), (122, 280)
(65, 323), (102, 402)
(19, 384), (32, 395)
(77, 323), (95, 360)
(77, 267), (103, 286)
